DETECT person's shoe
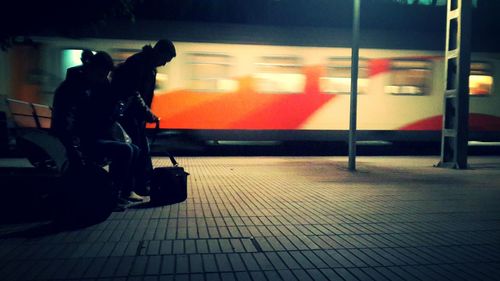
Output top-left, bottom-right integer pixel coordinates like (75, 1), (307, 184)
(134, 185), (151, 196)
(117, 197), (132, 206)
(128, 191), (145, 202)
(112, 204), (127, 212)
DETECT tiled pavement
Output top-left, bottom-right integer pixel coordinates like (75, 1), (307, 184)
(1, 156), (500, 281)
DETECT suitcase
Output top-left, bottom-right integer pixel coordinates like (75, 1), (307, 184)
(150, 154), (189, 205)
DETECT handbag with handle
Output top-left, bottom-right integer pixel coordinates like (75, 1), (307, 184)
(150, 154), (189, 205)
(149, 119), (189, 205)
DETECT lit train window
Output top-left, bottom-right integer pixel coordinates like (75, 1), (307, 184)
(320, 57), (369, 94)
(61, 49), (95, 78)
(385, 59), (432, 95)
(254, 56), (305, 94)
(470, 62), (493, 96)
(187, 53), (237, 92)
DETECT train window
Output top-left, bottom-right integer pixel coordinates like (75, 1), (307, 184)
(320, 57), (369, 94)
(61, 49), (96, 78)
(187, 53), (237, 92)
(470, 62), (493, 96)
(254, 56), (305, 93)
(385, 59), (432, 95)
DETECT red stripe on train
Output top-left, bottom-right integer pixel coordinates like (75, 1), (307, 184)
(151, 66), (334, 129)
(399, 113), (500, 131)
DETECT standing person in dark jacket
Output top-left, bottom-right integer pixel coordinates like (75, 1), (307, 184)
(111, 39), (176, 200)
(51, 51), (138, 211)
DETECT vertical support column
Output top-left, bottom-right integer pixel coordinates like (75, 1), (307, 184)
(348, 0), (360, 171)
(437, 0), (471, 169)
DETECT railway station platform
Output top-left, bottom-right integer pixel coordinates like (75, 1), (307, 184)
(0, 156), (500, 281)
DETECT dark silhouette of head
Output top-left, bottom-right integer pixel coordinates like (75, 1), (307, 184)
(81, 49), (93, 65)
(87, 51), (114, 82)
(153, 39), (176, 67)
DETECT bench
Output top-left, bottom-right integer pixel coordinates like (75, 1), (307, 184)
(5, 98), (52, 131)
(0, 99), (64, 222)
(4, 98), (67, 172)
(5, 97), (113, 171)
(2, 99), (114, 225)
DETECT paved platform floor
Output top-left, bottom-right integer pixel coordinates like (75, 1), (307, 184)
(1, 156), (500, 281)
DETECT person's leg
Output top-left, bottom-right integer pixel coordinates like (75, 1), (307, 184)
(121, 119), (152, 196)
(126, 143), (145, 201)
(133, 131), (153, 196)
(91, 140), (136, 204)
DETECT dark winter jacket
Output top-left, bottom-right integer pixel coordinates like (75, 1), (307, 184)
(111, 46), (158, 125)
(51, 73), (117, 149)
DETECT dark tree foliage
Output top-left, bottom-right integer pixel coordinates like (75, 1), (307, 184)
(0, 0), (141, 50)
(1, 0), (497, 50)
(131, 0), (498, 51)
(134, 0), (447, 29)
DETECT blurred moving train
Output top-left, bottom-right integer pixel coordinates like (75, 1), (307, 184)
(2, 24), (499, 144)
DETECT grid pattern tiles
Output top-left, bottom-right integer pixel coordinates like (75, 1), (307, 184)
(1, 156), (500, 281)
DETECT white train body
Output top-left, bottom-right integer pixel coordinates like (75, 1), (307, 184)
(2, 29), (499, 142)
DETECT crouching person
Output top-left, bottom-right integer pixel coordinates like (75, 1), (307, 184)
(51, 51), (138, 219)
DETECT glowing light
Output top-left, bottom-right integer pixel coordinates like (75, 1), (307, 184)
(470, 75), (493, 96)
(61, 49), (90, 77)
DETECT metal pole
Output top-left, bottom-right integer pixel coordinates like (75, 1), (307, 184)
(438, 0), (471, 169)
(348, 0), (360, 171)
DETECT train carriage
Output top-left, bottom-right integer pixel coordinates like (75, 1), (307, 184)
(2, 23), (499, 144)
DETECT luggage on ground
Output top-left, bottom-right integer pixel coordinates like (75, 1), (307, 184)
(150, 154), (189, 205)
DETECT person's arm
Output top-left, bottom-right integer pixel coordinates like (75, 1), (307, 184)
(113, 59), (158, 122)
(131, 92), (158, 123)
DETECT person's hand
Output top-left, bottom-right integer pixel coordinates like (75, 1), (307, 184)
(146, 112), (159, 123)
(153, 117), (161, 129)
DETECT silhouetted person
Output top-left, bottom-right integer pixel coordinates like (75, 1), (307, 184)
(111, 39), (176, 199)
(51, 51), (138, 211)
